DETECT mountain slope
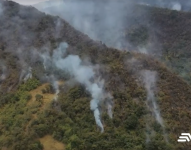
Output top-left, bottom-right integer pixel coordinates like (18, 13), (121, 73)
(34, 0), (191, 86)
(123, 5), (191, 85)
(0, 1), (191, 150)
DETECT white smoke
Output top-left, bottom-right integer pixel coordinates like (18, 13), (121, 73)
(137, 0), (185, 11)
(53, 52), (105, 132)
(52, 42), (67, 61)
(107, 103), (113, 119)
(0, 2), (3, 16)
(171, 2), (182, 11)
(39, 42), (113, 132)
(50, 75), (60, 101)
(90, 98), (104, 132)
(23, 67), (32, 81)
(54, 18), (62, 39)
(0, 61), (8, 91)
(137, 47), (149, 54)
(104, 93), (113, 119)
(33, 0), (189, 53)
(141, 70), (168, 142)
(53, 80), (59, 101)
(19, 66), (33, 82)
(0, 65), (7, 81)
(34, 0), (131, 50)
(41, 52), (51, 70)
(141, 70), (163, 125)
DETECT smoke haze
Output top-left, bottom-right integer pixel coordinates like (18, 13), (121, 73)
(33, 0), (191, 53)
(141, 70), (168, 142)
(34, 0), (133, 50)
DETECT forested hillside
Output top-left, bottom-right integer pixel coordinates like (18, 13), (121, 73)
(123, 5), (191, 85)
(35, 0), (191, 86)
(0, 1), (191, 150)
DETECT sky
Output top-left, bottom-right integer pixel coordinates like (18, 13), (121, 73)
(11, 0), (47, 5)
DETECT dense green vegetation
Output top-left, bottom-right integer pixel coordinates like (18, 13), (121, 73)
(0, 80), (174, 150)
(19, 78), (40, 91)
(0, 79), (43, 149)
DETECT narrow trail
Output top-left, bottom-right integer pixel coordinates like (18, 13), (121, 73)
(25, 82), (65, 150)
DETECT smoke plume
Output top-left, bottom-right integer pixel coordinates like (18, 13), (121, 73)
(137, 0), (191, 12)
(141, 70), (168, 142)
(34, 0), (133, 50)
(23, 67), (32, 81)
(39, 42), (113, 132)
(0, 2), (3, 16)
(141, 70), (162, 125)
(33, 0), (191, 53)
(19, 63), (33, 82)
(0, 64), (7, 81)
(171, 2), (182, 11)
(48, 75), (60, 101)
(52, 45), (104, 132)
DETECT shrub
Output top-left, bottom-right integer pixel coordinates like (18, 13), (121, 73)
(28, 141), (43, 150)
(17, 91), (32, 101)
(125, 115), (139, 130)
(19, 78), (40, 91)
(35, 94), (43, 102)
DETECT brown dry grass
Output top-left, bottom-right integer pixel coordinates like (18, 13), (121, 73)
(26, 82), (65, 150)
(39, 135), (65, 150)
(27, 83), (55, 108)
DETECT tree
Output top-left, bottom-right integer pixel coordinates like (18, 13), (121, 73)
(35, 94), (43, 102)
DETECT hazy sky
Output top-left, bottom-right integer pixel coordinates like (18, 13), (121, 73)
(11, 0), (47, 5)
